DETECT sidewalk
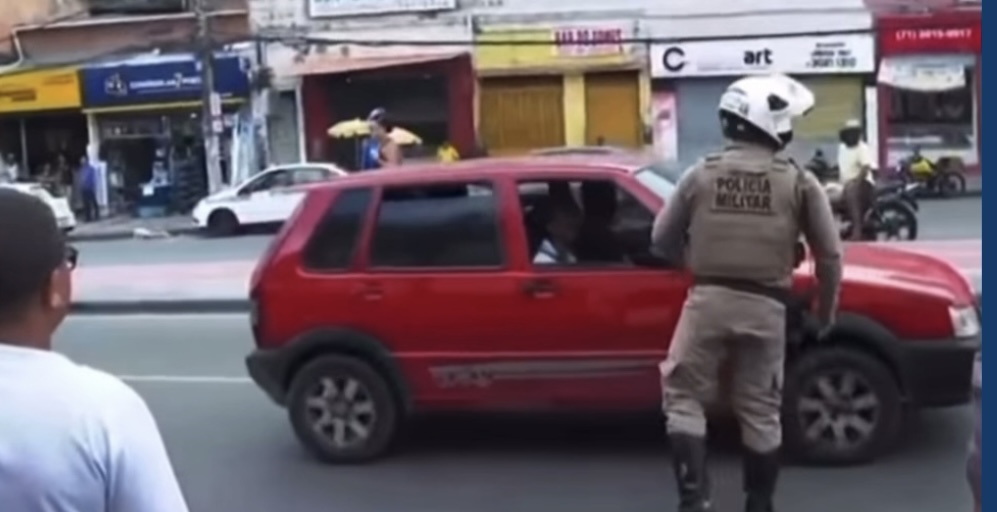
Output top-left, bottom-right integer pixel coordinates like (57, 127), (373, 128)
(71, 260), (253, 314)
(68, 214), (201, 242)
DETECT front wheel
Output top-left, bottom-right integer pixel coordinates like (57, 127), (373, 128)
(206, 209), (239, 237)
(870, 200), (918, 241)
(783, 347), (903, 465)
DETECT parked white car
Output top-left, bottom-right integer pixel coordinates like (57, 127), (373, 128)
(0, 182), (77, 232)
(192, 163), (348, 236)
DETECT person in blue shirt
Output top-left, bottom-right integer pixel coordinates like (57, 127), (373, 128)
(78, 155), (99, 222)
(359, 107), (402, 170)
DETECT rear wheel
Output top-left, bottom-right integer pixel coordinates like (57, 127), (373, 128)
(938, 171), (967, 198)
(783, 347), (903, 465)
(206, 209), (239, 237)
(287, 355), (400, 464)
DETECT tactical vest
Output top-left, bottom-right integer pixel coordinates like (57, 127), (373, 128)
(685, 150), (804, 288)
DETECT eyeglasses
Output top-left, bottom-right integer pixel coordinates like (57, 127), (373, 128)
(65, 245), (79, 270)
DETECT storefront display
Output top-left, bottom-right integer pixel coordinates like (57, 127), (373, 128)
(79, 53), (251, 215)
(875, 11), (981, 170)
(649, 33), (876, 168)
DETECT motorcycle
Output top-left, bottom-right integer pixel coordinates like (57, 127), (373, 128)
(824, 179), (920, 241)
(893, 155), (967, 198)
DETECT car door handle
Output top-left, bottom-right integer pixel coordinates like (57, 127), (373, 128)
(522, 279), (558, 298)
(353, 283), (384, 301)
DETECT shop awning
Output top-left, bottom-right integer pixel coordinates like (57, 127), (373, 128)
(286, 52), (465, 77)
(878, 55), (973, 92)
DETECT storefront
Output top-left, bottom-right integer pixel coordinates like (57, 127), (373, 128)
(294, 48), (475, 167)
(79, 54), (251, 214)
(875, 11), (981, 172)
(0, 67), (87, 181)
(474, 22), (647, 154)
(649, 33), (876, 167)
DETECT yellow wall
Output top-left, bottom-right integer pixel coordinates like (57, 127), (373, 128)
(562, 74), (585, 146)
(474, 26), (647, 148)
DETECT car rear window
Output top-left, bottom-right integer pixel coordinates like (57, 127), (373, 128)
(368, 182), (503, 269)
(302, 187), (373, 271)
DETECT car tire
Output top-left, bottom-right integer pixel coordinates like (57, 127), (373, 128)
(783, 347), (902, 465)
(287, 355), (400, 465)
(206, 209), (239, 237)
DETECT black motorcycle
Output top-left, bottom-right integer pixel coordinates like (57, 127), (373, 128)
(830, 181), (920, 241)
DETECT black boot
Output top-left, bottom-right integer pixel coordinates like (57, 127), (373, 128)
(743, 448), (780, 512)
(669, 433), (713, 512)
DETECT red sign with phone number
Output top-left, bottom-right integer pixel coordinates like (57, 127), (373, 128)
(880, 25), (981, 54)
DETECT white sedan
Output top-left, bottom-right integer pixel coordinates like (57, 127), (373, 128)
(0, 182), (77, 232)
(192, 163), (348, 236)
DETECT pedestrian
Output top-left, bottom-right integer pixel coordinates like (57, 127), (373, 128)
(650, 74), (843, 512)
(365, 107), (402, 168)
(0, 188), (189, 512)
(78, 155), (100, 222)
(836, 119), (875, 240)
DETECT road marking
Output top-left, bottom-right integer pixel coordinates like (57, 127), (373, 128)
(119, 375), (252, 384)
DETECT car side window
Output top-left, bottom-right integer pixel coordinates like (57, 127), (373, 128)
(302, 187), (372, 271)
(292, 167), (330, 185)
(516, 178), (658, 268)
(368, 182), (503, 269)
(243, 170), (290, 194)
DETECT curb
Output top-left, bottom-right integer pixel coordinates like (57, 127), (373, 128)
(70, 299), (250, 315)
(67, 225), (203, 242)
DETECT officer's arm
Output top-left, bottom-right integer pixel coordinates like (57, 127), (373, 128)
(799, 171), (843, 326)
(651, 168), (696, 266)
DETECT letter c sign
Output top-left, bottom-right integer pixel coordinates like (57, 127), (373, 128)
(661, 47), (686, 72)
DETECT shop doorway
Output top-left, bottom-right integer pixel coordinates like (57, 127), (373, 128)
(0, 112), (88, 186)
(328, 69), (449, 166)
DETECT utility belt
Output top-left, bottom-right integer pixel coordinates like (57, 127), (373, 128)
(693, 276), (791, 306)
(693, 276), (811, 344)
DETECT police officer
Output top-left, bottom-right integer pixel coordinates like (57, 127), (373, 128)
(651, 74), (843, 512)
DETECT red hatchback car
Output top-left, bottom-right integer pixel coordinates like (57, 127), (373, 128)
(246, 157), (980, 465)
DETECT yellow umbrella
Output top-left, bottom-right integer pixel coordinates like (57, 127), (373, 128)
(387, 127), (422, 146)
(327, 118), (370, 138)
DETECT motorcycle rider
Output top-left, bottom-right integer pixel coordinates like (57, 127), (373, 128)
(837, 119), (875, 240)
(650, 74), (843, 512)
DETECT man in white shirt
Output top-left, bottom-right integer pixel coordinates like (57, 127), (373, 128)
(837, 119), (875, 240)
(532, 203), (581, 265)
(0, 188), (189, 512)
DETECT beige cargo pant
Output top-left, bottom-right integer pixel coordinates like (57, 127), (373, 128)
(661, 285), (786, 453)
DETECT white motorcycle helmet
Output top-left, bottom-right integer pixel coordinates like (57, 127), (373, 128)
(718, 74), (815, 149)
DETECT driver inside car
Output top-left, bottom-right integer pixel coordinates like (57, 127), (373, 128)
(532, 203), (582, 265)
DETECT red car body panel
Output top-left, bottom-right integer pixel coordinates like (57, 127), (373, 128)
(250, 158), (976, 412)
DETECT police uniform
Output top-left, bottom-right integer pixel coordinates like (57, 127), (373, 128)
(651, 142), (842, 512)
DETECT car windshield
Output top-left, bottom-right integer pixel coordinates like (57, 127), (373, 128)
(633, 161), (683, 200)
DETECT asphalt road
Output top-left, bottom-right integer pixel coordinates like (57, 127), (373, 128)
(74, 197), (982, 267)
(56, 315), (974, 512)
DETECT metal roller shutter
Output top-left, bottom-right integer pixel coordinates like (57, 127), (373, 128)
(671, 76), (864, 166)
(584, 72), (642, 147)
(479, 76), (565, 154)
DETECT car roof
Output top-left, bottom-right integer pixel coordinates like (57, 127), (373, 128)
(299, 156), (652, 192)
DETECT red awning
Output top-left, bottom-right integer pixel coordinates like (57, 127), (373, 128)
(287, 52), (464, 77)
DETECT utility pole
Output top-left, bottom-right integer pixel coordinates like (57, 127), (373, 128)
(195, 0), (224, 194)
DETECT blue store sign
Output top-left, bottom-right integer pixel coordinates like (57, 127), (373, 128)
(81, 55), (250, 109)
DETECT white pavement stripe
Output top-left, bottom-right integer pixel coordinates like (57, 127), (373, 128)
(119, 375), (252, 384)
